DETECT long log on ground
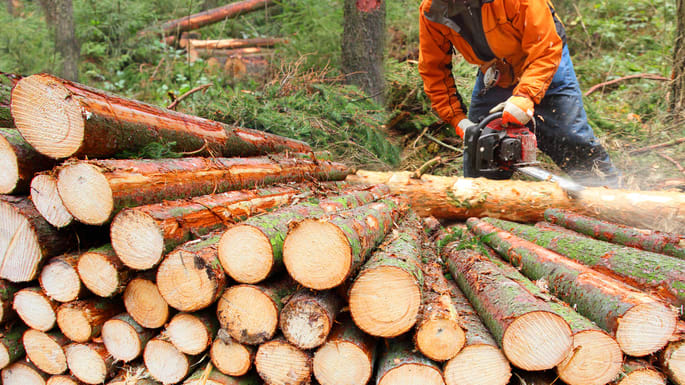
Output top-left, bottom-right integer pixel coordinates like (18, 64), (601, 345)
(158, 0), (275, 36)
(544, 208), (685, 259)
(485, 217), (685, 307)
(219, 184), (390, 284)
(445, 248), (573, 371)
(1, 361), (49, 385)
(375, 336), (445, 385)
(279, 289), (342, 349)
(111, 186), (302, 270)
(14, 287), (59, 331)
(23, 329), (68, 374)
(183, 37), (287, 50)
(40, 254), (83, 303)
(0, 128), (55, 194)
(57, 156), (348, 225)
(0, 196), (75, 282)
(77, 245), (131, 298)
(312, 316), (376, 385)
(183, 366), (260, 385)
(210, 329), (255, 377)
(65, 343), (115, 385)
(346, 170), (685, 232)
(661, 340), (685, 385)
(123, 274), (169, 329)
(217, 277), (297, 345)
(166, 311), (218, 355)
(56, 298), (123, 342)
(611, 359), (667, 385)
(255, 336), (312, 385)
(283, 196), (408, 290)
(0, 323), (25, 369)
(47, 375), (85, 385)
(348, 210), (423, 337)
(468, 218), (678, 356)
(101, 313), (154, 362)
(31, 174), (74, 228)
(11, 73), (309, 160)
(0, 280), (19, 324)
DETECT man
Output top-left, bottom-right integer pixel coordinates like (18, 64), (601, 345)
(418, 0), (620, 187)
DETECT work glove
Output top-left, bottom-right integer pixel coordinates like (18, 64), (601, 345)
(453, 118), (476, 138)
(489, 95), (534, 127)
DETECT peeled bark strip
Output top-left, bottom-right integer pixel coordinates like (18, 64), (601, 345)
(0, 196), (75, 281)
(284, 196), (408, 290)
(312, 316), (376, 385)
(183, 367), (261, 385)
(40, 254), (84, 302)
(0, 323), (26, 369)
(56, 298), (124, 342)
(123, 275), (169, 329)
(23, 329), (68, 374)
(210, 329), (255, 377)
(217, 277), (296, 345)
(14, 287), (59, 331)
(159, 0), (275, 36)
(143, 335), (201, 385)
(101, 313), (154, 362)
(661, 340), (685, 385)
(611, 360), (666, 385)
(468, 218), (678, 357)
(219, 184), (391, 284)
(445, 248), (573, 371)
(255, 337), (311, 385)
(544, 208), (685, 259)
(375, 336), (445, 385)
(0, 279), (19, 324)
(65, 343), (115, 385)
(57, 156), (348, 226)
(30, 174), (73, 228)
(11, 73), (309, 160)
(47, 375), (84, 385)
(349, 211), (423, 337)
(0, 128), (55, 194)
(279, 289), (342, 349)
(77, 245), (131, 297)
(166, 311), (218, 355)
(111, 186), (301, 270)
(485, 217), (685, 307)
(1, 361), (49, 385)
(156, 234), (227, 312)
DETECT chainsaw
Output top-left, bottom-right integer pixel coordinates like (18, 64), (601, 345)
(464, 112), (585, 196)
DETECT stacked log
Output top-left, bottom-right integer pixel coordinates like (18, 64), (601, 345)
(0, 128), (55, 195)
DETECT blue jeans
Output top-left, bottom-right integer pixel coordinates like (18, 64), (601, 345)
(464, 45), (620, 187)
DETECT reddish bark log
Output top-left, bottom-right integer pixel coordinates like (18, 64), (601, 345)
(159, 0), (275, 36)
(0, 128), (55, 194)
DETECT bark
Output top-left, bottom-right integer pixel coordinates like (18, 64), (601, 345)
(64, 343), (115, 384)
(101, 313), (154, 362)
(485, 217), (685, 307)
(219, 184), (390, 284)
(0, 128), (56, 194)
(348, 211), (424, 338)
(143, 335), (202, 384)
(159, 0), (275, 36)
(611, 359), (667, 385)
(375, 335), (444, 385)
(76, 245), (131, 298)
(56, 298), (124, 342)
(37, 1), (79, 81)
(467, 218), (678, 357)
(283, 196), (408, 290)
(672, 0), (685, 121)
(255, 337), (312, 385)
(544, 209), (685, 259)
(0, 196), (75, 282)
(183, 37), (287, 50)
(346, 170), (685, 232)
(279, 289), (343, 349)
(166, 311), (219, 355)
(0, 280), (19, 324)
(660, 340), (685, 385)
(1, 361), (50, 384)
(210, 329), (255, 377)
(183, 367), (261, 385)
(30, 173), (74, 228)
(342, 0), (386, 104)
(13, 286), (59, 331)
(56, 156), (349, 225)
(123, 274), (169, 329)
(22, 329), (69, 374)
(0, 324), (26, 369)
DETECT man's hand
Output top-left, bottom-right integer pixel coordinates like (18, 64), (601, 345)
(489, 95), (534, 127)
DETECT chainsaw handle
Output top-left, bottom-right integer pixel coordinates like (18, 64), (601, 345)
(478, 112), (504, 130)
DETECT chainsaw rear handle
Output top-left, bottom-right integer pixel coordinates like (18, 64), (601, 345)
(463, 112), (504, 156)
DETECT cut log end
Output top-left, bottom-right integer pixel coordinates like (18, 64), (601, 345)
(143, 339), (189, 384)
(57, 163), (113, 225)
(557, 330), (622, 385)
(65, 344), (110, 385)
(349, 266), (421, 337)
(166, 313), (211, 355)
(30, 175), (73, 228)
(280, 298), (334, 350)
(0, 133), (18, 194)
(110, 210), (164, 270)
(156, 249), (222, 312)
(11, 74), (85, 159)
(313, 340), (372, 385)
(501, 311), (572, 371)
(46, 375), (81, 385)
(416, 318), (466, 362)
(255, 340), (311, 385)
(377, 363), (445, 385)
(443, 344), (511, 385)
(14, 289), (56, 331)
(0, 344), (9, 369)
(101, 319), (143, 362)
(210, 331), (252, 376)
(663, 340), (685, 385)
(219, 225), (273, 284)
(218, 285), (278, 345)
(56, 307), (93, 343)
(77, 251), (122, 297)
(2, 362), (47, 385)
(40, 257), (81, 303)
(283, 220), (351, 290)
(0, 199), (43, 282)
(23, 330), (68, 375)
(616, 302), (677, 357)
(124, 277), (169, 329)
(616, 370), (666, 385)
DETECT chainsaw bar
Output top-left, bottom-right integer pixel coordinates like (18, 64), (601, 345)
(516, 166), (585, 197)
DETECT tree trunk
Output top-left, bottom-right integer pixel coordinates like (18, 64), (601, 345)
(611, 359), (667, 385)
(159, 0), (275, 36)
(279, 289), (343, 350)
(1, 361), (49, 385)
(183, 366), (261, 385)
(56, 156), (349, 225)
(342, 0), (386, 104)
(0, 128), (56, 194)
(467, 218), (678, 357)
(444, 248), (573, 371)
(672, 0), (685, 122)
(101, 313), (154, 362)
(143, 335), (201, 384)
(210, 329), (255, 377)
(39, 254), (83, 303)
(76, 245), (131, 298)
(64, 343), (115, 384)
(0, 82), (12, 127)
(56, 298), (124, 342)
(123, 274), (169, 329)
(30, 173), (74, 228)
(166, 311), (218, 355)
(13, 286), (59, 331)
(283, 196), (408, 290)
(485, 217), (685, 307)
(219, 184), (390, 284)
(37, 0), (79, 81)
(544, 208), (685, 259)
(312, 316), (376, 385)
(375, 336), (444, 385)
(255, 337), (312, 385)
(0, 324), (26, 370)
(0, 280), (19, 324)
(660, 340), (685, 385)
(22, 329), (69, 374)
(346, 170), (685, 232)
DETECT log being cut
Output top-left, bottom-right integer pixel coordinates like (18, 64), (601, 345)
(0, 128), (55, 195)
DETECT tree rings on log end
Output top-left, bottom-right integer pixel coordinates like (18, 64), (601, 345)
(23, 330), (67, 375)
(211, 330), (252, 376)
(14, 289), (57, 331)
(166, 313), (211, 355)
(219, 225), (273, 284)
(46, 375), (81, 385)
(283, 220), (351, 290)
(57, 163), (113, 225)
(0, 200), (43, 282)
(143, 338), (189, 385)
(256, 339), (311, 385)
(217, 285), (278, 345)
(615, 370), (666, 385)
(123, 277), (169, 329)
(31, 175), (73, 228)
(101, 318), (144, 362)
(443, 344), (511, 385)
(156, 249), (223, 312)
(65, 344), (110, 384)
(0, 133), (18, 194)
(377, 363), (445, 385)
(313, 340), (373, 385)
(662, 340), (685, 385)
(415, 318), (466, 362)
(40, 257), (81, 303)
(56, 306), (93, 343)
(11, 74), (85, 159)
(1, 361), (46, 385)
(110, 210), (164, 270)
(557, 330), (622, 385)
(280, 295), (336, 350)
(501, 311), (572, 371)
(77, 251), (122, 298)
(616, 302), (677, 357)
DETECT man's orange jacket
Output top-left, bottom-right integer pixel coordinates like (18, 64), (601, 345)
(418, 0), (565, 137)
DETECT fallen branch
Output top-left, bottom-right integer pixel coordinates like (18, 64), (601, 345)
(167, 83), (212, 110)
(658, 152), (685, 174)
(629, 137), (685, 154)
(584, 73), (669, 96)
(424, 132), (462, 153)
(412, 156), (442, 179)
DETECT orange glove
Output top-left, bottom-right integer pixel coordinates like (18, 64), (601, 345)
(490, 95), (534, 127)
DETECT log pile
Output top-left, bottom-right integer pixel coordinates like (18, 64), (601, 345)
(0, 72), (683, 385)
